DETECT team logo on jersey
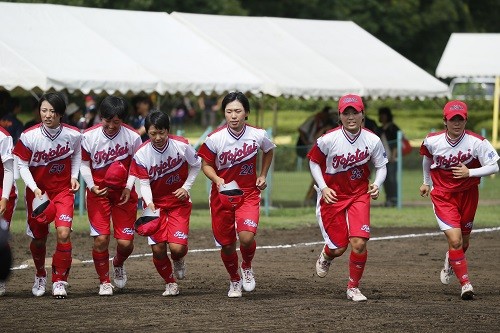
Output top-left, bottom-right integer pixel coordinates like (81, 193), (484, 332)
(149, 153), (183, 179)
(122, 227), (134, 235)
(174, 231), (188, 240)
(219, 141), (258, 166)
(331, 147), (370, 169)
(435, 149), (472, 169)
(32, 142), (71, 163)
(93, 143), (129, 164)
(361, 225), (370, 232)
(243, 219), (257, 228)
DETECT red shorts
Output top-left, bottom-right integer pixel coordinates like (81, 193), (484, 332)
(210, 190), (260, 246)
(148, 201), (192, 246)
(25, 188), (75, 239)
(86, 188), (138, 240)
(317, 192), (371, 249)
(0, 186), (17, 226)
(430, 186), (478, 235)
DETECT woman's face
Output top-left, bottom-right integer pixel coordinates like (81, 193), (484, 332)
(340, 108), (363, 134)
(445, 116), (466, 139)
(40, 100), (62, 129)
(224, 100), (247, 132)
(101, 115), (122, 136)
(147, 125), (169, 149)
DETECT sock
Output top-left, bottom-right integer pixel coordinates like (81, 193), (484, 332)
(92, 249), (110, 283)
(221, 250), (240, 282)
(347, 251), (367, 289)
(448, 248), (470, 285)
(171, 246), (188, 262)
(30, 241), (47, 277)
(52, 242), (72, 282)
(240, 240), (256, 270)
(153, 256), (175, 283)
(113, 245), (133, 267)
(323, 245), (335, 260)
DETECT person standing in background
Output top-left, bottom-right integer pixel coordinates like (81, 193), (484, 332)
(198, 91), (275, 298)
(198, 94), (220, 128)
(419, 100), (499, 300)
(378, 107), (401, 207)
(13, 92), (82, 299)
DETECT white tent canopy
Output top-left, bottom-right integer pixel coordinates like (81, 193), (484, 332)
(172, 12), (448, 99)
(0, 2), (265, 95)
(0, 3), (448, 99)
(436, 33), (500, 78)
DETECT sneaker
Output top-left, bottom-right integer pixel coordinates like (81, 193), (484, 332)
(32, 275), (47, 297)
(227, 280), (242, 298)
(440, 251), (454, 285)
(346, 287), (368, 302)
(0, 281), (5, 296)
(52, 281), (69, 299)
(461, 283), (474, 300)
(316, 249), (332, 278)
(99, 282), (114, 296)
(113, 264), (127, 289)
(240, 267), (256, 292)
(162, 282), (179, 296)
(173, 258), (186, 280)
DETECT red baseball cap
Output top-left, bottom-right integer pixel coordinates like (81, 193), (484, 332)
(104, 160), (128, 190)
(134, 207), (161, 236)
(338, 94), (364, 113)
(443, 100), (467, 120)
(218, 180), (244, 211)
(31, 192), (56, 225)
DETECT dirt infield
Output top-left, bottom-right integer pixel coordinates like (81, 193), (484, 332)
(2, 226), (500, 332)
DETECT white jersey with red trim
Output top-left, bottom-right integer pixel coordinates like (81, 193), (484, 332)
(130, 135), (201, 206)
(13, 124), (81, 192)
(0, 127), (15, 193)
(307, 126), (387, 199)
(420, 129), (499, 192)
(198, 124), (276, 192)
(81, 124), (141, 187)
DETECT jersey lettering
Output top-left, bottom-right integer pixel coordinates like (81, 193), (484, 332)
(331, 147), (370, 169)
(218, 141), (258, 166)
(93, 142), (130, 164)
(32, 142), (71, 163)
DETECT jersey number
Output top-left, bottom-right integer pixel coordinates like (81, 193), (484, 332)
(166, 174), (181, 185)
(240, 164), (254, 175)
(49, 164), (65, 174)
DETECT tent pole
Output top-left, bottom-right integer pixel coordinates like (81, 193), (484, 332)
(493, 76), (500, 147)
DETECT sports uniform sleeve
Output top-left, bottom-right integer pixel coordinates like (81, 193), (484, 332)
(307, 139), (327, 165)
(80, 160), (95, 190)
(372, 164), (387, 188)
(139, 179), (153, 206)
(81, 135), (92, 161)
(370, 139), (388, 168)
(259, 130), (276, 153)
(309, 160), (327, 191)
(468, 138), (499, 178)
(129, 154), (149, 180)
(17, 158), (38, 192)
(419, 136), (432, 158)
(182, 144), (201, 191)
(12, 133), (33, 162)
(197, 137), (217, 164)
(422, 156), (432, 185)
(1, 159), (14, 199)
(71, 134), (82, 179)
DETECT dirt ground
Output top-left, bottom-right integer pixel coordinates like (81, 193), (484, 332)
(1, 225), (499, 333)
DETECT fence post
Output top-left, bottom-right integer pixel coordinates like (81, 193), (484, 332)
(396, 130), (403, 209)
(264, 127), (274, 216)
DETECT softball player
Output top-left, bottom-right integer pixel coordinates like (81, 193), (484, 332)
(419, 100), (499, 300)
(0, 128), (17, 296)
(80, 96), (141, 296)
(309, 94), (387, 302)
(13, 92), (82, 299)
(198, 91), (275, 298)
(130, 110), (201, 296)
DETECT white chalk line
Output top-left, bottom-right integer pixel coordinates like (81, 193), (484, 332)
(12, 226), (500, 270)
